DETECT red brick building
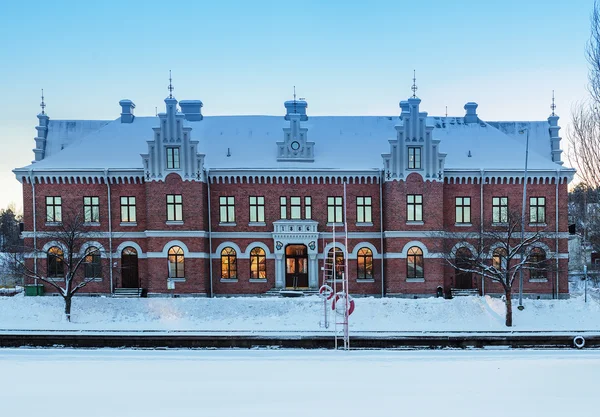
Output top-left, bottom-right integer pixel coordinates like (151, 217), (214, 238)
(13, 90), (574, 298)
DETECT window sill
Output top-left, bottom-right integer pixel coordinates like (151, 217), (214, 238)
(406, 278), (425, 283)
(85, 277), (103, 282)
(47, 277), (64, 282)
(167, 277), (186, 283)
(219, 222), (237, 227)
(356, 222), (373, 227)
(166, 221), (184, 225)
(406, 221), (424, 225)
(45, 222), (62, 227)
(249, 279), (267, 283)
(220, 278), (238, 283)
(120, 222), (137, 227)
(357, 279), (375, 283)
(455, 223), (472, 227)
(248, 222), (267, 227)
(83, 222), (100, 227)
(492, 222), (508, 227)
(326, 222), (344, 227)
(529, 223), (547, 227)
(529, 278), (548, 283)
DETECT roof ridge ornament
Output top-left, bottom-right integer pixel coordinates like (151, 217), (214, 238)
(168, 70), (174, 99)
(411, 70), (418, 98)
(40, 89), (46, 115)
(550, 90), (556, 116)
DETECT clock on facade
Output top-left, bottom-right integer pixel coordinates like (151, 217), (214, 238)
(290, 141), (300, 151)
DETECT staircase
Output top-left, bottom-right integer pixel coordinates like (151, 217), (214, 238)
(263, 288), (318, 297)
(113, 288), (144, 298)
(451, 288), (480, 298)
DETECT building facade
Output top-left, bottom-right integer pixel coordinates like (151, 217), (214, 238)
(14, 87), (575, 298)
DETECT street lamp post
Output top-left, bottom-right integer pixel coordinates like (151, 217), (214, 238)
(518, 128), (530, 311)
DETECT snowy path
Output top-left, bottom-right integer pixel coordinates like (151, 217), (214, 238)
(0, 349), (598, 417)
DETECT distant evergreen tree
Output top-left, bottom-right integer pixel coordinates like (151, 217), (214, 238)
(0, 205), (22, 251)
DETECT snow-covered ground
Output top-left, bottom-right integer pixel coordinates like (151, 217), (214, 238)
(0, 348), (598, 417)
(0, 285), (599, 332)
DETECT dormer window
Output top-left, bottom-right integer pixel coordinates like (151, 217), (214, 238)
(408, 147), (421, 169)
(166, 147), (180, 169)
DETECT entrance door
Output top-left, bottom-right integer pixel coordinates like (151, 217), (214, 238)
(121, 247), (139, 288)
(285, 245), (309, 288)
(455, 248), (473, 290)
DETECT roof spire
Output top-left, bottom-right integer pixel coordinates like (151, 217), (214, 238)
(445, 105), (448, 118)
(40, 89), (46, 115)
(550, 90), (556, 116)
(168, 70), (174, 99)
(411, 70), (418, 98)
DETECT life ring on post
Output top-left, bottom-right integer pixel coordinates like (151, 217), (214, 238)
(318, 285), (334, 300)
(573, 335), (586, 349)
(331, 292), (355, 316)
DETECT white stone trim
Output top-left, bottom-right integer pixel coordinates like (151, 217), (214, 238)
(40, 240), (68, 254)
(114, 241), (146, 259)
(78, 241), (108, 258)
(214, 241), (243, 258)
(400, 241), (430, 257)
(243, 242), (273, 258)
(349, 242), (382, 259)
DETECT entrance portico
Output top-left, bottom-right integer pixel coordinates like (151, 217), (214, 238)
(272, 220), (319, 289)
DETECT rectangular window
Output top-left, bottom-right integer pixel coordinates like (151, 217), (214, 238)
(166, 194), (183, 221)
(305, 197), (312, 220)
(408, 147), (422, 169)
(249, 196), (265, 222)
(120, 196), (136, 222)
(280, 197), (287, 219)
(328, 197), (343, 223)
(492, 197), (508, 223)
(83, 196), (99, 223)
(530, 197), (546, 224)
(46, 196), (62, 223)
(166, 147), (180, 169)
(455, 197), (471, 224)
(407, 194), (423, 222)
(219, 196), (235, 223)
(356, 196), (372, 223)
(290, 197), (302, 219)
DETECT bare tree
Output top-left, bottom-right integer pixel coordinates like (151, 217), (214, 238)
(567, 1), (600, 187)
(9, 207), (104, 321)
(435, 211), (556, 327)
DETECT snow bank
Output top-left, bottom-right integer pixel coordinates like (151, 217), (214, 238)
(1, 291), (599, 332)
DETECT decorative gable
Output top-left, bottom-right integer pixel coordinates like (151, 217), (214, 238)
(141, 97), (205, 181)
(277, 100), (314, 162)
(382, 97), (446, 181)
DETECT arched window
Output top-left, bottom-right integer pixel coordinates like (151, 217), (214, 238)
(328, 247), (345, 279)
(250, 247), (266, 279)
(84, 246), (101, 278)
(168, 246), (185, 278)
(492, 248), (508, 271)
(221, 247), (237, 279)
(407, 246), (424, 278)
(357, 247), (373, 279)
(529, 247), (547, 279)
(47, 246), (64, 278)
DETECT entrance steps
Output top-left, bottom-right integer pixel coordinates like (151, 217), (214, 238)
(451, 288), (480, 298)
(113, 288), (144, 298)
(264, 288), (318, 297)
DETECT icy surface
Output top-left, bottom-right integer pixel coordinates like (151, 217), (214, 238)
(0, 349), (598, 417)
(1, 291), (599, 332)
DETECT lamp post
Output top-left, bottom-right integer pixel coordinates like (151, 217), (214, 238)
(518, 128), (530, 311)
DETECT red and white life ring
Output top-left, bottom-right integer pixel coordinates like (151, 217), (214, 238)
(331, 292), (355, 316)
(319, 285), (334, 300)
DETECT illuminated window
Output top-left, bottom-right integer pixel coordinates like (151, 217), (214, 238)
(168, 246), (184, 278)
(407, 246), (424, 278)
(221, 247), (237, 279)
(357, 247), (373, 279)
(492, 248), (508, 271)
(250, 247), (266, 279)
(47, 246), (64, 278)
(84, 246), (101, 278)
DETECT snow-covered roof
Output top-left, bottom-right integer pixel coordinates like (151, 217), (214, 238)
(17, 113), (567, 173)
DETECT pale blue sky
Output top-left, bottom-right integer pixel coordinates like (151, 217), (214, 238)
(0, 0), (592, 211)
